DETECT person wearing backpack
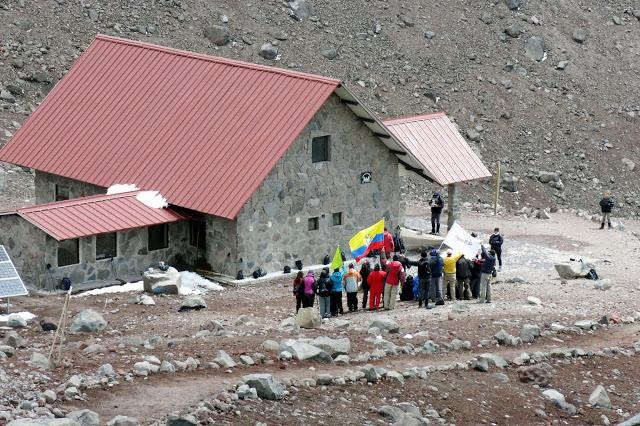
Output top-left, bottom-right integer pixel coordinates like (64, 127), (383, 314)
(292, 271), (304, 313)
(429, 192), (445, 234)
(330, 267), (345, 316)
(343, 264), (362, 312)
(316, 269), (332, 318)
(599, 192), (615, 229)
(455, 254), (472, 300)
(407, 250), (432, 308)
(302, 271), (316, 308)
(359, 261), (372, 310)
(428, 249), (444, 306)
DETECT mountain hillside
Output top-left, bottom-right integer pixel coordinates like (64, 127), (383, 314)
(1, 0), (639, 215)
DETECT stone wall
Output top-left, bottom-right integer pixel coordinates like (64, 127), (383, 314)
(34, 171), (105, 204)
(0, 213), (47, 287)
(235, 94), (402, 274)
(204, 215), (237, 277)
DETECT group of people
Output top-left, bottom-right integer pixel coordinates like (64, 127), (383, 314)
(292, 227), (505, 316)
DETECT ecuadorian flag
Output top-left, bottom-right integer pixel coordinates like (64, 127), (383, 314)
(349, 219), (385, 261)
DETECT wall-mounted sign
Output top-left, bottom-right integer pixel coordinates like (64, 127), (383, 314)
(361, 172), (372, 184)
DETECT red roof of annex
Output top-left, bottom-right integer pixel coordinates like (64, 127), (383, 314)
(384, 113), (491, 186)
(0, 35), (340, 219)
(17, 191), (185, 241)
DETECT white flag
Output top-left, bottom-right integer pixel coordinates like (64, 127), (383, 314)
(442, 223), (482, 259)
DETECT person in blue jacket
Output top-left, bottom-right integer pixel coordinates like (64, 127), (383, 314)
(330, 267), (345, 315)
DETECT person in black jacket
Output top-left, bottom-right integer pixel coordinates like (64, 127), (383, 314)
(599, 192), (614, 229)
(359, 261), (371, 310)
(407, 251), (432, 308)
(429, 192), (444, 234)
(478, 246), (496, 303)
(489, 228), (504, 270)
(455, 254), (472, 300)
(470, 254), (483, 299)
(316, 269), (332, 318)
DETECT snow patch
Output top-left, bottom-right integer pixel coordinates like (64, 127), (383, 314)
(0, 311), (36, 322)
(136, 191), (168, 209)
(180, 271), (224, 294)
(107, 183), (139, 195)
(74, 281), (144, 297)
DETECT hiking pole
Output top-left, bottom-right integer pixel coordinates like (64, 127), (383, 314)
(56, 287), (72, 364)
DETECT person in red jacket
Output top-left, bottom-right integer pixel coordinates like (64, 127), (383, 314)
(367, 264), (387, 310)
(383, 255), (405, 310)
(383, 227), (395, 258)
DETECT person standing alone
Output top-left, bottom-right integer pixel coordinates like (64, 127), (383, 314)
(489, 228), (504, 270)
(599, 192), (615, 229)
(429, 192), (444, 234)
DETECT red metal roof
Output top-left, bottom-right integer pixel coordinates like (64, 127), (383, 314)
(0, 35), (340, 219)
(383, 112), (491, 185)
(17, 191), (185, 241)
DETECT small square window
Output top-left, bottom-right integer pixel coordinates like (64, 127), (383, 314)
(308, 217), (319, 231)
(189, 220), (206, 250)
(58, 238), (79, 266)
(55, 184), (70, 202)
(148, 224), (169, 251)
(96, 233), (117, 260)
(312, 135), (330, 163)
(332, 212), (343, 226)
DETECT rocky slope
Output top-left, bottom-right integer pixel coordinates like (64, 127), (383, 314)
(1, 0), (639, 214)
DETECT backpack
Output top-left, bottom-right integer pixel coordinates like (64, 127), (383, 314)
(283, 265), (291, 274)
(252, 268), (266, 279)
(586, 268), (598, 280)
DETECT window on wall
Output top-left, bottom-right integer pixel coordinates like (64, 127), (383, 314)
(308, 217), (319, 231)
(58, 239), (79, 266)
(55, 184), (70, 202)
(148, 224), (168, 251)
(189, 220), (206, 250)
(96, 233), (117, 260)
(332, 212), (343, 226)
(311, 135), (330, 163)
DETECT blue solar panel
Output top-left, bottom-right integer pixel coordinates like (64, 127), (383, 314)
(0, 245), (28, 297)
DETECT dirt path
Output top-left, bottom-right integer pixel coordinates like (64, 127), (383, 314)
(68, 322), (640, 422)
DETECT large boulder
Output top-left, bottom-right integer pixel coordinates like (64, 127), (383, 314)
(106, 416), (139, 426)
(554, 261), (593, 279)
(214, 350), (236, 368)
(311, 336), (351, 357)
(70, 309), (107, 333)
(29, 352), (52, 370)
(7, 313), (28, 328)
(143, 267), (181, 294)
(478, 353), (508, 368)
(370, 316), (399, 333)
(279, 339), (333, 363)
(180, 295), (207, 310)
(242, 373), (286, 400)
(67, 410), (99, 426)
(5, 331), (27, 348)
(295, 307), (321, 329)
(520, 324), (541, 343)
(501, 175), (518, 192)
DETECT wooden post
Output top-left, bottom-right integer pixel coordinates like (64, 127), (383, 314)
(494, 161), (501, 215)
(48, 287), (71, 366)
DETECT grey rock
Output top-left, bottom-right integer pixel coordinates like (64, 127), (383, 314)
(320, 48), (338, 60)
(424, 31), (436, 39)
(166, 414), (198, 426)
(335, 354), (350, 365)
(143, 267), (181, 294)
(479, 353), (508, 368)
(612, 16), (623, 25)
(214, 350), (236, 368)
(524, 36), (546, 62)
(518, 363), (553, 386)
(159, 361), (176, 374)
(542, 388), (565, 402)
(83, 344), (105, 354)
(259, 43), (278, 60)
(43, 390), (57, 403)
(8, 420), (80, 426)
(7, 313), (27, 328)
(554, 399), (577, 415)
(618, 413), (640, 426)
(67, 410), (99, 426)
(315, 373), (334, 385)
(472, 358), (489, 372)
(505, 0), (523, 10)
(97, 364), (116, 378)
(295, 307), (321, 328)
(422, 340), (438, 354)
(0, 345), (15, 357)
(467, 128), (481, 142)
(370, 316), (399, 333)
(200, 319), (224, 332)
(311, 336), (351, 357)
(0, 90), (16, 103)
(386, 370), (405, 384)
(29, 352), (52, 370)
(589, 385), (612, 408)
(505, 23), (522, 38)
(556, 60), (569, 70)
(372, 21), (382, 34)
(360, 364), (382, 382)
(501, 175), (518, 192)
(622, 158), (636, 171)
(204, 25), (230, 46)
(572, 28), (586, 43)
(288, 0), (312, 21)
(262, 339), (280, 352)
(70, 310), (107, 333)
(106, 416), (139, 426)
(133, 361), (157, 376)
(280, 339), (332, 363)
(574, 319), (597, 330)
(5, 330), (27, 348)
(492, 373), (510, 383)
(527, 296), (542, 305)
(239, 355), (254, 365)
(236, 384), (258, 400)
(180, 295), (207, 310)
(242, 373), (286, 400)
(520, 324), (541, 343)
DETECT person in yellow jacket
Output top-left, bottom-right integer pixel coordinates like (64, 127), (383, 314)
(442, 249), (463, 301)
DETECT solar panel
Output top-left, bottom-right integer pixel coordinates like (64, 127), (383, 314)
(0, 245), (28, 297)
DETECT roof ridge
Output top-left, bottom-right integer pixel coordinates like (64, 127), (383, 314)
(383, 112), (447, 125)
(18, 191), (140, 213)
(95, 34), (342, 86)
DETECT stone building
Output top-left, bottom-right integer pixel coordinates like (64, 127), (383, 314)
(0, 35), (438, 289)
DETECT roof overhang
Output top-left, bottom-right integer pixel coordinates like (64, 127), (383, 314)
(17, 191), (186, 241)
(334, 85), (438, 184)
